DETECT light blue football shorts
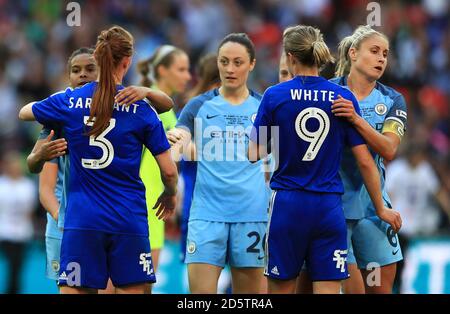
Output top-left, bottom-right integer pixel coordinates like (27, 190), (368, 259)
(185, 219), (267, 268)
(45, 236), (62, 281)
(347, 216), (403, 269)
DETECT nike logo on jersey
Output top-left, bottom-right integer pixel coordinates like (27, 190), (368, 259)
(206, 114), (220, 119)
(392, 249), (400, 255)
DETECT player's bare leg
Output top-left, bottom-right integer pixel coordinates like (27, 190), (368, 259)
(342, 263), (365, 294)
(60, 286), (97, 294)
(362, 263), (397, 294)
(98, 279), (115, 294)
(115, 283), (147, 294)
(267, 278), (296, 294)
(260, 274), (268, 293)
(188, 263), (222, 293)
(313, 280), (342, 294)
(295, 270), (313, 293)
(230, 267), (264, 294)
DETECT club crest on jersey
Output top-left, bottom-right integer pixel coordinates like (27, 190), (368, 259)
(51, 260), (60, 272)
(375, 103), (387, 115)
(187, 241), (196, 254)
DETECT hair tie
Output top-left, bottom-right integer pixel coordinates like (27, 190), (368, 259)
(152, 45), (177, 67)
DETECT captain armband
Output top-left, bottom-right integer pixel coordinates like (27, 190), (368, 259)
(382, 118), (405, 140)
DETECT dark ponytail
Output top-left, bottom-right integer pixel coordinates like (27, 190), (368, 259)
(137, 57), (153, 88)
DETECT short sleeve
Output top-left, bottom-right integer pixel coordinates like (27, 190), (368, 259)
(382, 94), (407, 140)
(176, 99), (198, 135)
(32, 89), (71, 127)
(143, 112), (171, 156)
(342, 90), (366, 147)
(250, 88), (273, 146)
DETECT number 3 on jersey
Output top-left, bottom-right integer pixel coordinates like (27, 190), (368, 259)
(82, 116), (116, 169)
(295, 108), (330, 161)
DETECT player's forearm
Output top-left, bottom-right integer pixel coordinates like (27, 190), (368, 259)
(352, 116), (398, 161)
(27, 152), (46, 174)
(161, 169), (178, 196)
(356, 154), (384, 213)
(155, 150), (179, 196)
(39, 189), (60, 220)
(247, 141), (269, 163)
(146, 89), (174, 114)
(18, 102), (37, 121)
(184, 141), (197, 161)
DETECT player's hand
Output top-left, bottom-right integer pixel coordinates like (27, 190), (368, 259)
(37, 130), (67, 161)
(153, 190), (177, 221)
(376, 207), (402, 233)
(167, 128), (186, 147)
(331, 95), (360, 124)
(115, 86), (150, 107)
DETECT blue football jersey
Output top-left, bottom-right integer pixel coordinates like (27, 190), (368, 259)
(331, 76), (408, 219)
(251, 76), (365, 193)
(176, 88), (269, 223)
(32, 82), (170, 236)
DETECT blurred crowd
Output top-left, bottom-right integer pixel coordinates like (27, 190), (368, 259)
(0, 0), (448, 292)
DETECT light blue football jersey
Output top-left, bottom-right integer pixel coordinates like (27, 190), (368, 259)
(39, 128), (64, 239)
(330, 76), (408, 219)
(177, 88), (269, 223)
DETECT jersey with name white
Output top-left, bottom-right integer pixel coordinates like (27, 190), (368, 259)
(251, 76), (365, 193)
(32, 82), (170, 236)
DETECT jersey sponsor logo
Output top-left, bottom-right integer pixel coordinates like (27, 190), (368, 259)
(206, 114), (220, 119)
(139, 253), (154, 275)
(187, 241), (196, 254)
(375, 103), (387, 115)
(271, 266), (279, 276)
(333, 249), (348, 273)
(392, 249), (400, 255)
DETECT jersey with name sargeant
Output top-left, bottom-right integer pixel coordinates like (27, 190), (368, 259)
(331, 76), (408, 219)
(176, 89), (269, 223)
(32, 82), (170, 236)
(251, 76), (365, 193)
